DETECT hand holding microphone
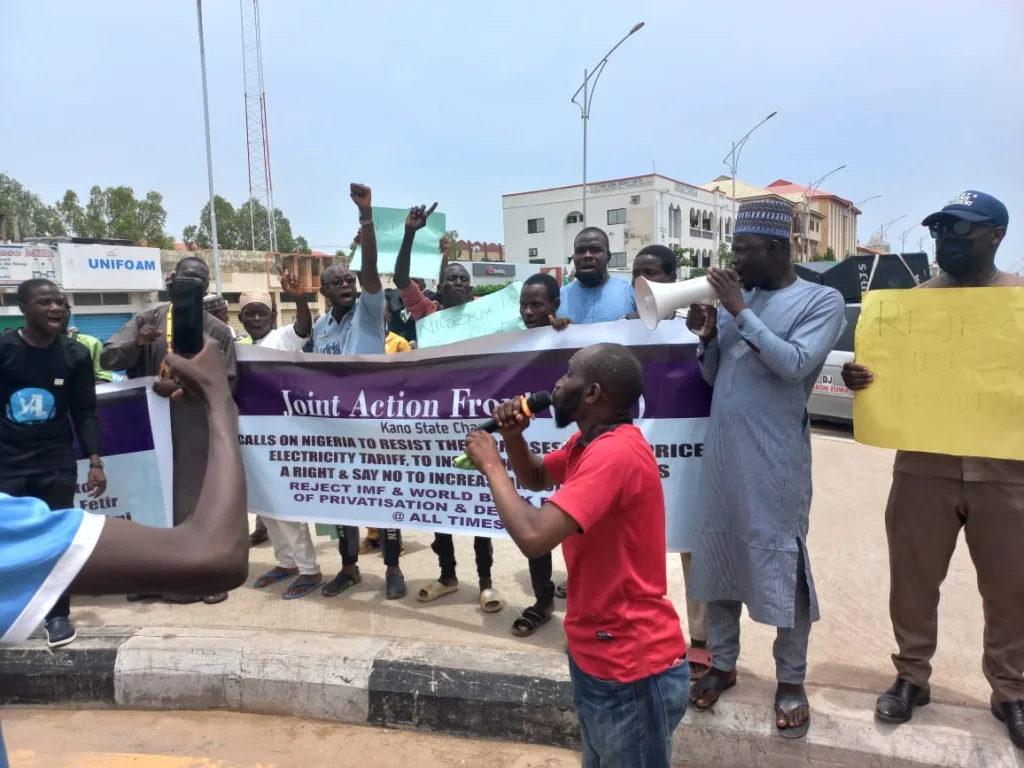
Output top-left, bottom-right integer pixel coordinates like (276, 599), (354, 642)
(454, 391), (552, 470)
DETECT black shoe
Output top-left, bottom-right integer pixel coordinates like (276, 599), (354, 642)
(992, 699), (1024, 750)
(44, 617), (76, 649)
(249, 529), (269, 547)
(875, 678), (930, 724)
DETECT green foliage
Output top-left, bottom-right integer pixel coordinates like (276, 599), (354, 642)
(0, 174), (67, 240)
(184, 196), (308, 252)
(54, 184), (174, 248)
(688, 267), (708, 278)
(443, 229), (462, 260)
(811, 247), (835, 262)
(472, 282), (510, 297)
(672, 246), (696, 268)
(716, 242), (732, 268)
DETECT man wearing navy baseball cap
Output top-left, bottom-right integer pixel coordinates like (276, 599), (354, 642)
(843, 190), (1024, 750)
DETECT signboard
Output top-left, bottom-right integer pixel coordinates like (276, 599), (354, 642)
(349, 206), (446, 281)
(0, 244), (59, 287)
(416, 282), (524, 348)
(588, 177), (653, 193)
(853, 288), (1024, 460)
(57, 243), (162, 291)
(673, 182), (701, 199)
(471, 263), (516, 278)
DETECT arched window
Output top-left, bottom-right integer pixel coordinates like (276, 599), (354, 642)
(725, 217), (732, 236)
(689, 207), (699, 228)
(702, 249), (711, 268)
(565, 211), (584, 225)
(702, 211), (713, 231)
(673, 206), (682, 238)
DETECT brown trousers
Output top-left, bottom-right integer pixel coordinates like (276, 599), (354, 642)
(886, 471), (1024, 702)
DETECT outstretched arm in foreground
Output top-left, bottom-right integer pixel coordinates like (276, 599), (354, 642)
(71, 339), (249, 596)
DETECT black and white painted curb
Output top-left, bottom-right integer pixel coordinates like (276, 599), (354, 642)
(1, 627), (1017, 768)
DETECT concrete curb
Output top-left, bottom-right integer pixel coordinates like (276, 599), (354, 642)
(1, 627), (1019, 768)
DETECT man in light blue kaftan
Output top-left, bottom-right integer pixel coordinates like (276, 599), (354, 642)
(686, 198), (846, 739)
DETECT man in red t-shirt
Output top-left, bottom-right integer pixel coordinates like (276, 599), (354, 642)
(464, 342), (689, 767)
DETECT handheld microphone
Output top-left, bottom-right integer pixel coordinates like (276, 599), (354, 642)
(453, 391), (552, 470)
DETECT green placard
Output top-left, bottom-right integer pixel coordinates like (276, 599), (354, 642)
(416, 282), (526, 348)
(349, 206), (446, 280)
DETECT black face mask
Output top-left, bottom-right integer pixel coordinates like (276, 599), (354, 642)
(935, 238), (976, 278)
(553, 388), (582, 428)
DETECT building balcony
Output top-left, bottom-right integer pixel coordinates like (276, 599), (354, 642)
(701, 230), (713, 240)
(689, 228), (702, 238)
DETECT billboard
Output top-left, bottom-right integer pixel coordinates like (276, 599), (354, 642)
(0, 244), (59, 287)
(57, 243), (163, 291)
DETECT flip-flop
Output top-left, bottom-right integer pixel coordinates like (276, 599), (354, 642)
(512, 605), (552, 637)
(252, 569), (297, 589)
(555, 582), (567, 599)
(687, 647), (713, 682)
(479, 588), (504, 613)
(358, 537), (381, 555)
(417, 581), (459, 602)
(282, 574), (323, 600)
(385, 572), (407, 600)
(321, 571), (361, 598)
(775, 686), (811, 739)
(690, 669), (737, 711)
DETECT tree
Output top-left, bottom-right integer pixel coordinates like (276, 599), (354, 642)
(672, 246), (696, 268)
(56, 184), (174, 248)
(716, 242), (732, 268)
(183, 196), (242, 250)
(0, 174), (66, 240)
(823, 246), (836, 261)
(187, 197), (309, 253)
(443, 229), (462, 260)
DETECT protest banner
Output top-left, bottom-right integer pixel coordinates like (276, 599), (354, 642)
(84, 380), (174, 527)
(234, 320), (712, 552)
(853, 287), (1024, 460)
(416, 282), (525, 348)
(349, 206), (446, 280)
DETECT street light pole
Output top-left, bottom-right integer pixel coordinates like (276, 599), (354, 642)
(723, 111), (777, 247)
(571, 22), (645, 226)
(848, 194), (882, 258)
(875, 214), (907, 251)
(197, 0), (222, 294)
(802, 164), (846, 261)
(899, 226), (917, 254)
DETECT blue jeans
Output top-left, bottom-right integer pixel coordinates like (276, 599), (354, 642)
(569, 655), (690, 768)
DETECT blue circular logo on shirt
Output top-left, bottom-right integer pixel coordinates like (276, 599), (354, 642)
(7, 388), (56, 424)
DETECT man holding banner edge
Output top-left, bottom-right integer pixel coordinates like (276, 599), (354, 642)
(842, 191), (1024, 750)
(314, 183), (407, 602)
(394, 202), (503, 613)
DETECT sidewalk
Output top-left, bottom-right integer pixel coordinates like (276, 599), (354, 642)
(2, 435), (1019, 767)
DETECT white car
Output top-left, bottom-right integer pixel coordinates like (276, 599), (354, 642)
(807, 304), (860, 424)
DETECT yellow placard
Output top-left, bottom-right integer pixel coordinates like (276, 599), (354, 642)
(853, 287), (1024, 460)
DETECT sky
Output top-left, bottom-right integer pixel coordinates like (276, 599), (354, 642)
(3, 0), (1022, 268)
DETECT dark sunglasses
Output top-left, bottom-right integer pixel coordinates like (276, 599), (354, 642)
(325, 277), (357, 288)
(929, 219), (987, 239)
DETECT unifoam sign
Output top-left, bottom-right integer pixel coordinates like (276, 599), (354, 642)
(57, 243), (163, 291)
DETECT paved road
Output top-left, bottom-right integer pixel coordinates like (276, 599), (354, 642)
(4, 709), (582, 768)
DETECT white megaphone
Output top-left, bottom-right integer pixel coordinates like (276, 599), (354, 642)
(634, 276), (716, 330)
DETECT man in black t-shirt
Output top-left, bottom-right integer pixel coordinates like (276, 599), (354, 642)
(0, 278), (107, 648)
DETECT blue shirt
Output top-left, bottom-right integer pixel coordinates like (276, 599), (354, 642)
(556, 277), (636, 324)
(312, 289), (387, 356)
(0, 493), (105, 765)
